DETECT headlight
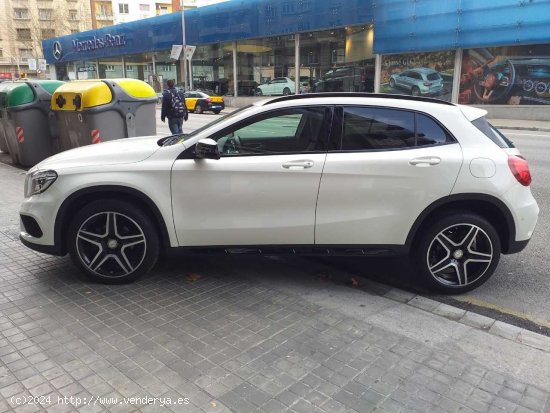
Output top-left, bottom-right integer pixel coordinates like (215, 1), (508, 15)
(25, 170), (58, 197)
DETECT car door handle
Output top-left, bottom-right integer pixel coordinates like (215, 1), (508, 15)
(409, 156), (441, 167)
(282, 160), (314, 169)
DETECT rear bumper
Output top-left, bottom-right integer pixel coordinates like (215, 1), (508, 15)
(504, 238), (530, 254)
(207, 102), (225, 111)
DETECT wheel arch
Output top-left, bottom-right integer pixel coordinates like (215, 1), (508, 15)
(406, 194), (516, 254)
(54, 185), (171, 255)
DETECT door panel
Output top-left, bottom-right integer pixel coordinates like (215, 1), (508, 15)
(315, 106), (463, 246)
(171, 106), (330, 247)
(171, 154), (326, 246)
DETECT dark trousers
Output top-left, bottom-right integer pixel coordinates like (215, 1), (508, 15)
(168, 117), (183, 134)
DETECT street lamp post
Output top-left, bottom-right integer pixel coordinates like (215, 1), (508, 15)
(181, 1), (188, 91)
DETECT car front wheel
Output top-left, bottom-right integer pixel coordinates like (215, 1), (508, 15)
(415, 212), (501, 293)
(67, 200), (159, 284)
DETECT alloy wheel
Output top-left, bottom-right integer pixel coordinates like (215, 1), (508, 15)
(426, 223), (493, 287)
(76, 211), (147, 278)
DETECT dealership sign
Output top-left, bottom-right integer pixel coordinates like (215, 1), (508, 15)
(72, 34), (126, 53)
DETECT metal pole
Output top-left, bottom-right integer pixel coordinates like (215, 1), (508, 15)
(121, 56), (126, 78)
(181, 4), (188, 90)
(232, 41), (237, 97)
(374, 54), (381, 93)
(451, 49), (463, 104)
(152, 54), (156, 75)
(295, 33), (300, 94)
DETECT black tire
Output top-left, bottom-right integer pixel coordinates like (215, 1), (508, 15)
(411, 86), (420, 96)
(283, 87), (291, 96)
(415, 212), (501, 294)
(256, 89), (263, 96)
(67, 199), (159, 284)
(195, 104), (203, 114)
(213, 110), (221, 114)
(389, 78), (396, 88)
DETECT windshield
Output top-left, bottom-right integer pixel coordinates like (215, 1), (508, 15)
(163, 105), (254, 146)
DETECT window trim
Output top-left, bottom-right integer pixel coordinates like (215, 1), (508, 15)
(330, 105), (457, 153)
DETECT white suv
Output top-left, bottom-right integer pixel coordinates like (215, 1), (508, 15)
(20, 93), (539, 293)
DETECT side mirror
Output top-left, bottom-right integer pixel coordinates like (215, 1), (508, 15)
(195, 138), (220, 160)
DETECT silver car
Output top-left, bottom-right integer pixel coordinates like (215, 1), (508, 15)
(389, 68), (444, 96)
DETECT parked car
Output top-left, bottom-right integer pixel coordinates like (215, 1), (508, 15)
(256, 77), (295, 96)
(184, 90), (225, 114)
(20, 93), (538, 293)
(389, 67), (444, 96)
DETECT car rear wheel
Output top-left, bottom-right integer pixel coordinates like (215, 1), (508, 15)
(67, 200), (159, 284)
(195, 104), (203, 114)
(213, 110), (221, 114)
(415, 212), (501, 293)
(283, 87), (291, 96)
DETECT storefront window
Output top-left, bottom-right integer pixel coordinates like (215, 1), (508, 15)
(380, 51), (455, 102)
(191, 43), (232, 95)
(301, 26), (375, 94)
(460, 45), (550, 105)
(75, 60), (99, 80)
(236, 35), (295, 96)
(98, 58), (123, 79)
(154, 49), (180, 90)
(123, 52), (155, 83)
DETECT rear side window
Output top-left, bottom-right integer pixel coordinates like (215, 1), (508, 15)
(342, 107), (415, 150)
(341, 107), (453, 150)
(471, 117), (515, 148)
(416, 114), (453, 146)
(427, 73), (441, 81)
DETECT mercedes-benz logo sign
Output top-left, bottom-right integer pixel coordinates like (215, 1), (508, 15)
(53, 41), (62, 60)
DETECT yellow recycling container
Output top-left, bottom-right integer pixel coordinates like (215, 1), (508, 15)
(51, 79), (157, 151)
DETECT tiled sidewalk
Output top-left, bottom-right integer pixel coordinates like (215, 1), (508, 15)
(0, 161), (548, 412)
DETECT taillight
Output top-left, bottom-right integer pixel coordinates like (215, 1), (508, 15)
(206, 98), (212, 103)
(508, 155), (532, 186)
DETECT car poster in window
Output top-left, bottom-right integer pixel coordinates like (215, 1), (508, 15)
(460, 45), (550, 105)
(380, 51), (455, 102)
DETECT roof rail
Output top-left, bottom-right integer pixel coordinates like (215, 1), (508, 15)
(262, 92), (455, 106)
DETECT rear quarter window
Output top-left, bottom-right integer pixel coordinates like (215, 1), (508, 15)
(471, 117), (515, 148)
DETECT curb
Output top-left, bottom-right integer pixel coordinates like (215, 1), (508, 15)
(383, 288), (550, 353)
(492, 124), (550, 133)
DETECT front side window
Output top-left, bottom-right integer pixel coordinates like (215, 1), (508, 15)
(211, 107), (328, 156)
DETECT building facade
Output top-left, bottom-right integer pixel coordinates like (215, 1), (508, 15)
(41, 0), (550, 119)
(0, 0), (92, 80)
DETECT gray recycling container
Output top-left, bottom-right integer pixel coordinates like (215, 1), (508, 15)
(51, 79), (157, 151)
(0, 82), (11, 154)
(0, 80), (64, 166)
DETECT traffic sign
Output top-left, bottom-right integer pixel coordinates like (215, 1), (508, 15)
(38, 59), (47, 71)
(28, 58), (37, 71)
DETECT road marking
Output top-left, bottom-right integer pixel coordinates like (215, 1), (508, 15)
(453, 296), (550, 328)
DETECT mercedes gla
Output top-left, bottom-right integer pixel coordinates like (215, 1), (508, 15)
(20, 93), (539, 293)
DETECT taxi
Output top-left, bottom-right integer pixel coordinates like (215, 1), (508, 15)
(184, 90), (225, 114)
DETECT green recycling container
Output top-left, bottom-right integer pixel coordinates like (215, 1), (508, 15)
(51, 79), (157, 151)
(0, 80), (64, 167)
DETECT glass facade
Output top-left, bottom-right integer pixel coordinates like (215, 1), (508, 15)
(302, 26), (375, 94)
(236, 35), (295, 96)
(192, 43), (232, 96)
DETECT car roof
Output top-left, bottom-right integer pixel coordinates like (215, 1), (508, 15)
(410, 67), (439, 74)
